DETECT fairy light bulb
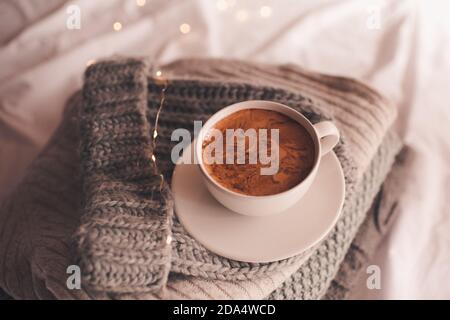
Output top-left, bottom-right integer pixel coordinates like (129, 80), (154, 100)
(179, 23), (191, 34)
(260, 6), (272, 18)
(113, 22), (122, 31)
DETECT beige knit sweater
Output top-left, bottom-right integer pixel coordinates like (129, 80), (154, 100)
(0, 58), (400, 300)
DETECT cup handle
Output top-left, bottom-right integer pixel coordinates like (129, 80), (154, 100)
(313, 121), (340, 156)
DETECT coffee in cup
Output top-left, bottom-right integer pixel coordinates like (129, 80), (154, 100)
(201, 109), (315, 196)
(195, 100), (340, 216)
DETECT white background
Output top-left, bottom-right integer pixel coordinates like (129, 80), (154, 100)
(0, 0), (449, 299)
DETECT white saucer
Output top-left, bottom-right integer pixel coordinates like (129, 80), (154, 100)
(171, 142), (345, 263)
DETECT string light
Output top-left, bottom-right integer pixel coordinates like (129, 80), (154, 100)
(149, 70), (168, 200)
(179, 23), (191, 34)
(260, 6), (272, 18)
(146, 69), (176, 220)
(113, 22), (122, 31)
(136, 0), (146, 6)
(149, 76), (168, 173)
(235, 10), (248, 22)
(159, 173), (165, 190)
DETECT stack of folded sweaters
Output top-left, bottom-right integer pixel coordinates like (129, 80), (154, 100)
(0, 58), (412, 300)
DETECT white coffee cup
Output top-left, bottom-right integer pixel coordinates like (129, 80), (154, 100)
(195, 100), (340, 216)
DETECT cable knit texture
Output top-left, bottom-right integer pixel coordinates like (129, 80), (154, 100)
(73, 57), (399, 296)
(75, 59), (174, 292)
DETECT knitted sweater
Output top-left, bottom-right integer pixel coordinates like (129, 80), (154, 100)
(74, 58), (399, 298)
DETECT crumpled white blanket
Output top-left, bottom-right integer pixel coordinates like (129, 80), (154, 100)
(0, 0), (449, 299)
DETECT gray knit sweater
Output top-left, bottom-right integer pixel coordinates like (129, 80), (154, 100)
(74, 57), (400, 298)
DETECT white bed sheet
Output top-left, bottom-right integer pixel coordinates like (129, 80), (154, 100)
(0, 0), (449, 299)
